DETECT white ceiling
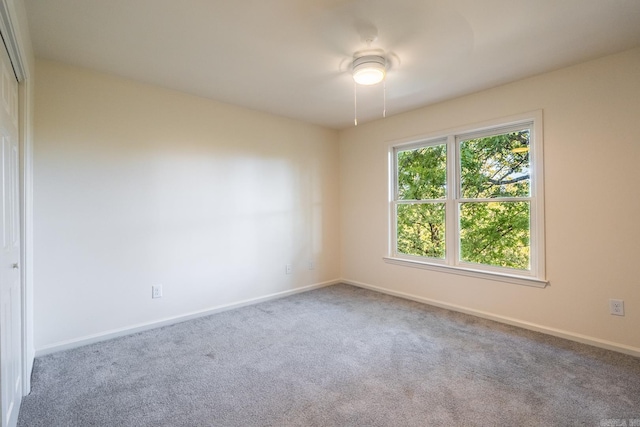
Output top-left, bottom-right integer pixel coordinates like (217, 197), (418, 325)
(24, 0), (640, 129)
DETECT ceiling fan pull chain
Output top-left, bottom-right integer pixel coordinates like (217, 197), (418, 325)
(383, 80), (386, 118)
(354, 81), (358, 126)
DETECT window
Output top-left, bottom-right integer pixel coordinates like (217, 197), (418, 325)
(387, 112), (546, 287)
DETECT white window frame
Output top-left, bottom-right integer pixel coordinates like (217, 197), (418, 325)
(385, 111), (547, 288)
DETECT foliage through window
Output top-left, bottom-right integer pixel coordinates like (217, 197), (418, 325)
(390, 114), (545, 284)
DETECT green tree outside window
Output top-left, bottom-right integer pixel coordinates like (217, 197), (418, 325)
(396, 129), (531, 270)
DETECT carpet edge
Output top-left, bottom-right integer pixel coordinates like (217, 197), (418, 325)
(35, 279), (342, 356)
(343, 278), (640, 358)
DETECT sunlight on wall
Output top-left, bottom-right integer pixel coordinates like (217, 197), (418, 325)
(33, 60), (340, 350)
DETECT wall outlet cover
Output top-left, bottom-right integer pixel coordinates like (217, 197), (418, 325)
(152, 285), (163, 299)
(609, 299), (624, 316)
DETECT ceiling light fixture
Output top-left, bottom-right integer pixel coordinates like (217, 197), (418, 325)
(352, 54), (387, 85)
(352, 50), (389, 126)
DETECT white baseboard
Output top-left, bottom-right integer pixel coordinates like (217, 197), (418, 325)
(36, 279), (340, 356)
(342, 279), (640, 358)
(36, 278), (639, 359)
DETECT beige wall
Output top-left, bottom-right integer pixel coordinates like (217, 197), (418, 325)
(34, 59), (340, 351)
(339, 48), (640, 353)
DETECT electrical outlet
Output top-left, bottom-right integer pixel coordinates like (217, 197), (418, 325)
(609, 299), (624, 316)
(152, 285), (163, 299)
(308, 260), (315, 270)
(285, 264), (292, 275)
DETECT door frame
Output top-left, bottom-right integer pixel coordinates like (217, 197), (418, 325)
(0, 0), (33, 397)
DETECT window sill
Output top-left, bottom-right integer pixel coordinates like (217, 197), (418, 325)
(383, 256), (548, 288)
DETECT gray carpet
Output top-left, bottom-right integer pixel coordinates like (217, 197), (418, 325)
(18, 284), (640, 426)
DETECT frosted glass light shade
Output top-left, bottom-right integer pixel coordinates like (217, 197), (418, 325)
(352, 55), (386, 85)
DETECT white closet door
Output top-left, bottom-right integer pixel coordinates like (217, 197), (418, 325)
(0, 35), (21, 427)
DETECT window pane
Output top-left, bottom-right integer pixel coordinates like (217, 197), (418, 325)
(460, 130), (530, 199)
(397, 143), (446, 200)
(397, 203), (445, 259)
(459, 201), (530, 270)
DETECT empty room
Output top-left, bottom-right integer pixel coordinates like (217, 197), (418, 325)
(0, 0), (638, 426)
